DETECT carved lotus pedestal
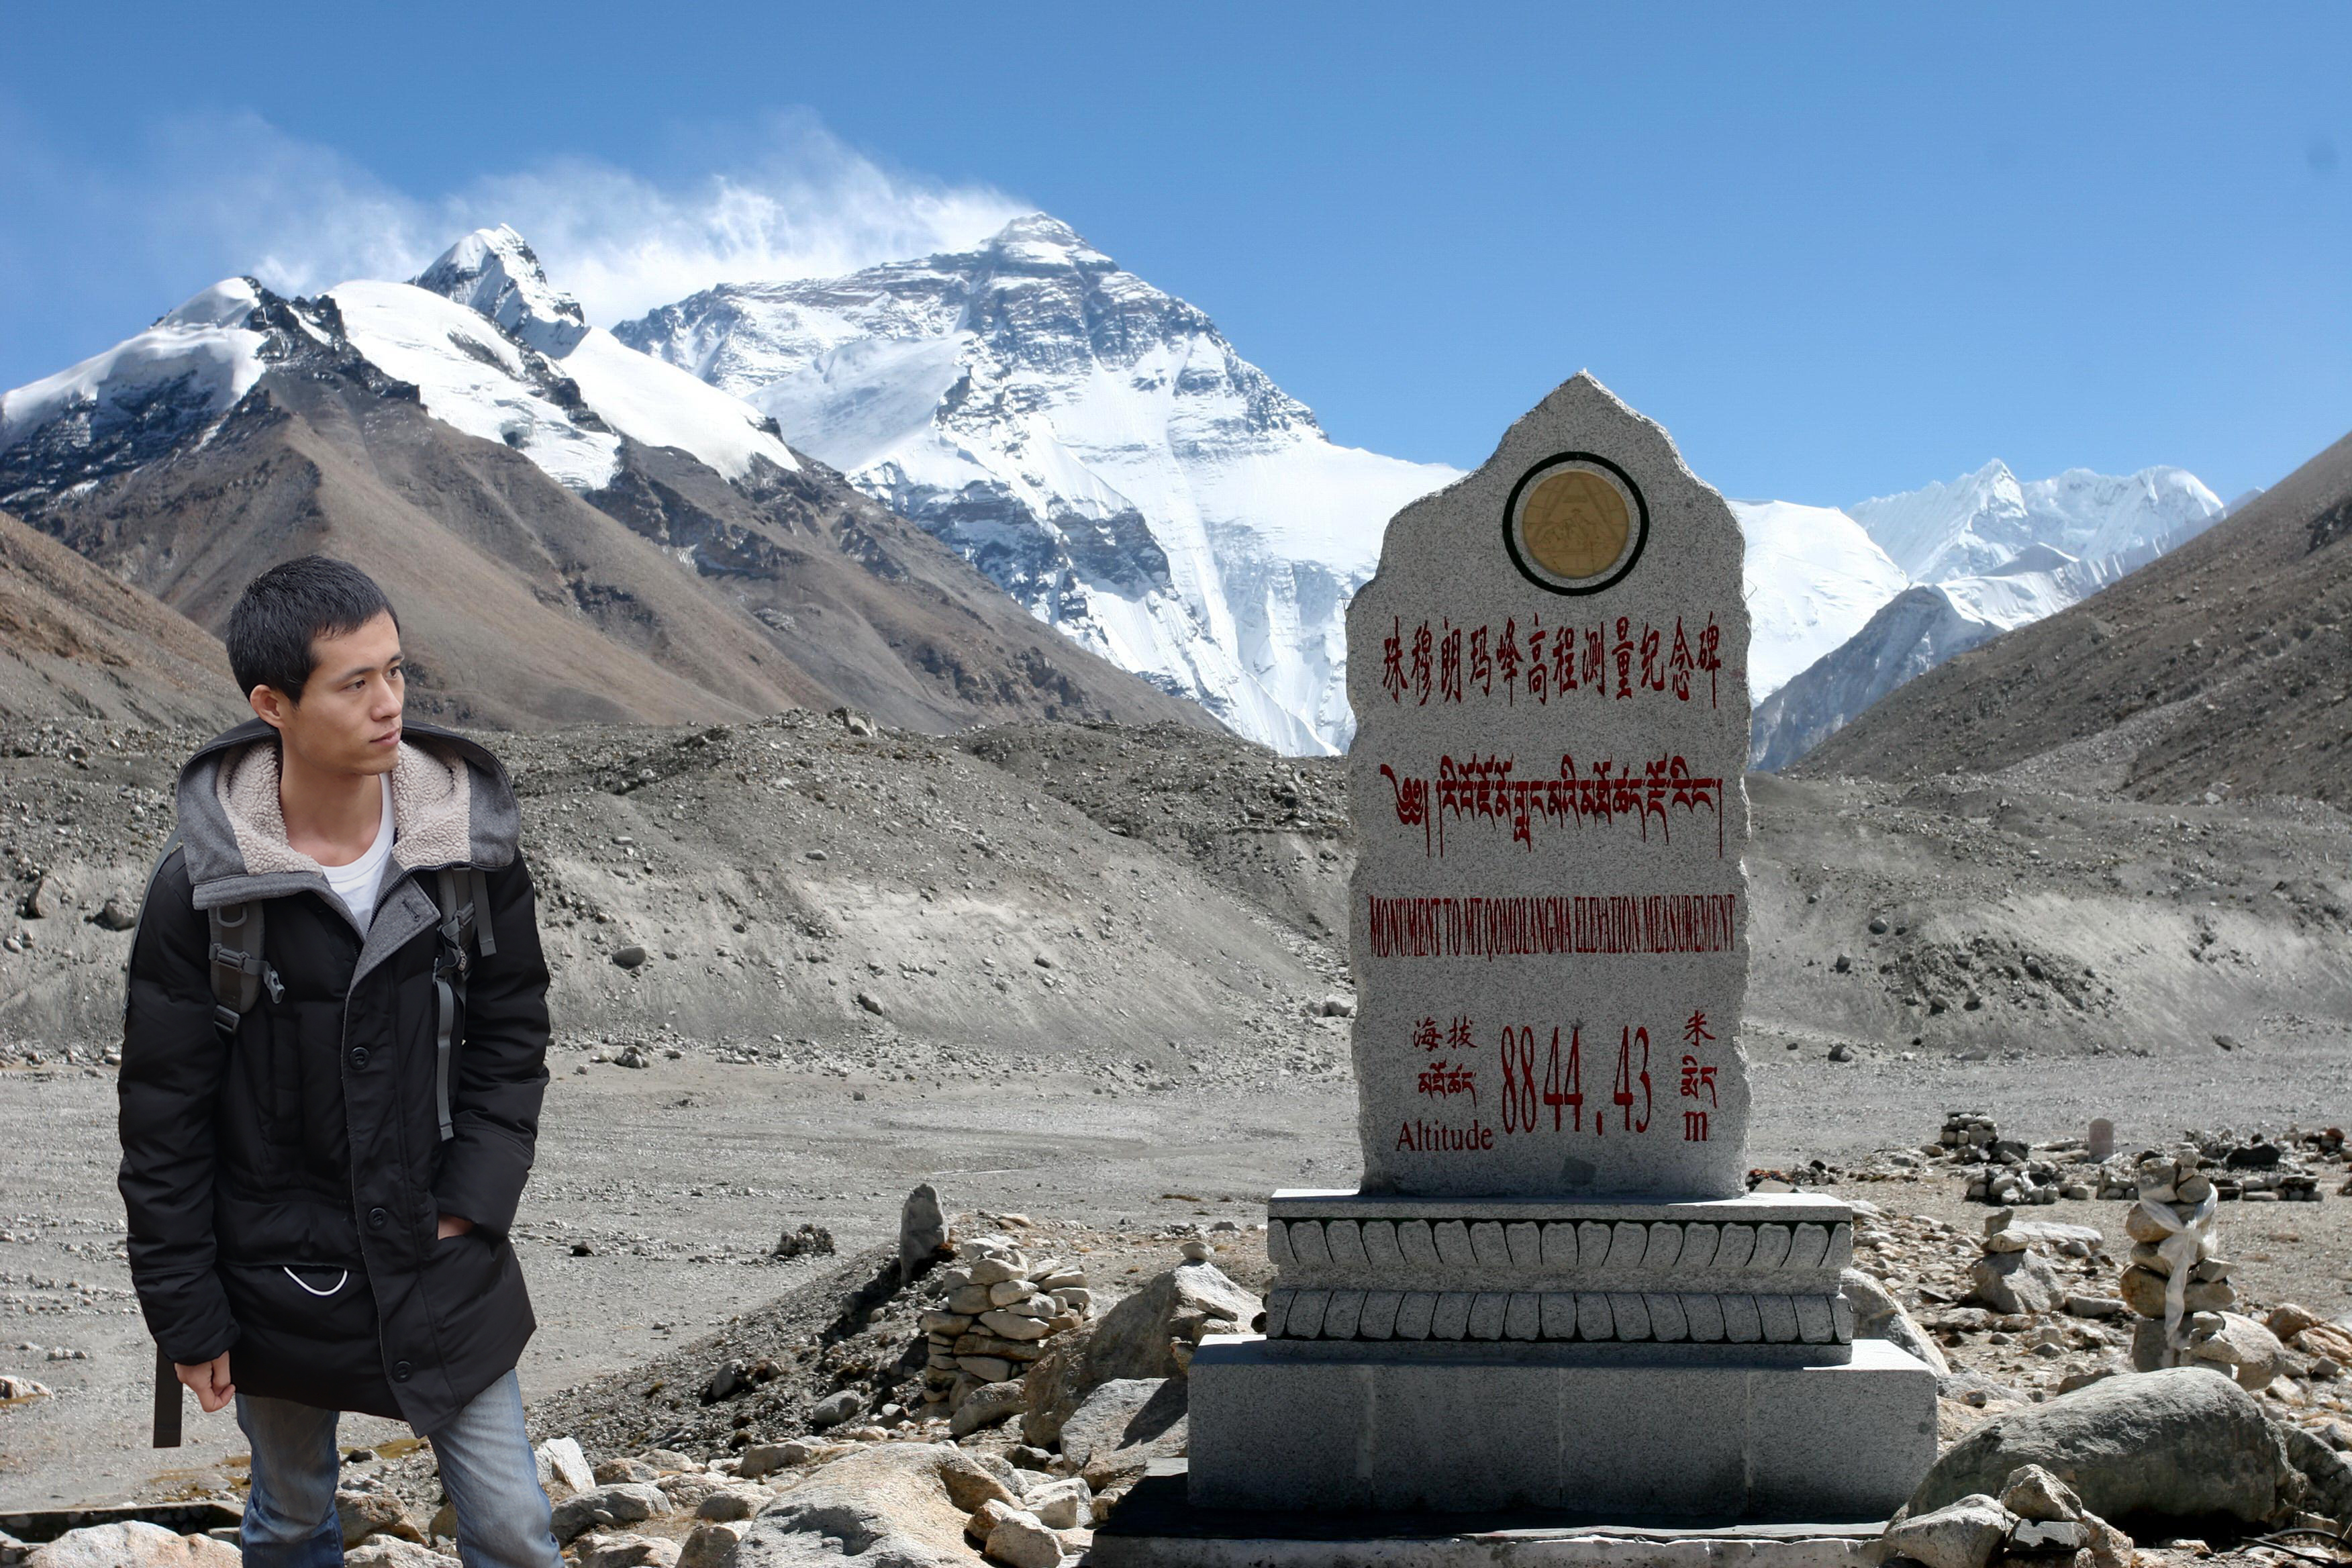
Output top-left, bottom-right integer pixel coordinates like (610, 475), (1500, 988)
(1183, 1189), (1939, 1521)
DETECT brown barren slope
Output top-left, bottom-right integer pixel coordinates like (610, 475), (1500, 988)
(21, 369), (1212, 734)
(0, 508), (242, 728)
(1798, 428), (2352, 803)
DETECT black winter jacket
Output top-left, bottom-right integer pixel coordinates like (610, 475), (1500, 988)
(118, 720), (550, 1430)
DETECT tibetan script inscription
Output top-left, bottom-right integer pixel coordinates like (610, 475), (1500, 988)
(1346, 375), (1753, 1199)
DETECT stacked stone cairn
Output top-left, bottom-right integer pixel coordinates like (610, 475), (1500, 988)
(2118, 1150), (2239, 1373)
(1939, 1112), (2080, 1205)
(922, 1233), (1092, 1422)
(2090, 1130), (2331, 1204)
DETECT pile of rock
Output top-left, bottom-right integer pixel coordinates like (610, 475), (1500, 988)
(1968, 1211), (2106, 1316)
(2206, 1129), (2329, 1203)
(1887, 1463), (2131, 1568)
(2089, 1128), (2333, 1204)
(2118, 1151), (2249, 1379)
(1937, 1112), (2084, 1205)
(921, 1234), (1092, 1424)
(745, 1442), (1100, 1568)
(1938, 1110), (1998, 1158)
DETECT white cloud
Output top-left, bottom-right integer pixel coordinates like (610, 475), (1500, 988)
(134, 109), (1026, 324)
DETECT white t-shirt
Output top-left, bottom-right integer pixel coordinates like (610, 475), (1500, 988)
(320, 774), (395, 933)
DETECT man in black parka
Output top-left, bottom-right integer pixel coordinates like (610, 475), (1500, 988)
(119, 557), (561, 1565)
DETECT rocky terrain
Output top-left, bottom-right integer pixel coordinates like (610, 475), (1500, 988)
(14, 1166), (2352, 1563)
(0, 703), (2345, 1539)
(0, 513), (240, 731)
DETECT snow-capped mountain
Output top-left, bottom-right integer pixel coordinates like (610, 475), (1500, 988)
(1849, 460), (2222, 584)
(0, 279), (283, 501)
(0, 231), (1213, 736)
(1748, 534), (2202, 771)
(357, 226), (801, 490)
(1743, 463), (2226, 768)
(1730, 500), (1908, 700)
(617, 213), (1459, 754)
(0, 228), (803, 507)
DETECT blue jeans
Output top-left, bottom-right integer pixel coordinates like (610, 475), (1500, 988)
(236, 1369), (561, 1567)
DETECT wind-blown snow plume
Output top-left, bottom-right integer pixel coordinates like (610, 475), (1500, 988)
(32, 111), (1025, 338)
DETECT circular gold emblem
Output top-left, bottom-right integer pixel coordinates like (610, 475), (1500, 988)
(1520, 469), (1630, 580)
(1502, 453), (1648, 595)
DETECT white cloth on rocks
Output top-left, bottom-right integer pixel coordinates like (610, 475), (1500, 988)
(2138, 1187), (2217, 1355)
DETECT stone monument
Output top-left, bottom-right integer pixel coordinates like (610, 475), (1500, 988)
(1187, 375), (1938, 1523)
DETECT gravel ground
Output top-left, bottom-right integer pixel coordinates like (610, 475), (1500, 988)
(0, 712), (2345, 1513)
(5, 1039), (2349, 1512)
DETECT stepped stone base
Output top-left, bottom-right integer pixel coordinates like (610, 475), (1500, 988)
(1095, 1462), (1885, 1568)
(1185, 1335), (1937, 1521)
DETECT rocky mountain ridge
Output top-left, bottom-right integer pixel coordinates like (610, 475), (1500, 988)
(0, 507), (240, 729)
(0, 238), (1212, 737)
(1748, 465), (2226, 767)
(1797, 426), (2352, 804)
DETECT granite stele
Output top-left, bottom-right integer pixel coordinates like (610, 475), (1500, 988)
(1187, 375), (1938, 1523)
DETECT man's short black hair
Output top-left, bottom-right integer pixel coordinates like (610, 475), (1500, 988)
(226, 556), (400, 702)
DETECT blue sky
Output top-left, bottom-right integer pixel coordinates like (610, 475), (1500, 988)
(3, 3), (2346, 506)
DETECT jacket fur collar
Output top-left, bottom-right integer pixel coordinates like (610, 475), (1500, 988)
(172, 718), (520, 912)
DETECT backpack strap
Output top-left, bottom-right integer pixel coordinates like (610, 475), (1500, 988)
(153, 1344), (182, 1449)
(205, 901), (276, 1043)
(118, 828), (281, 1045)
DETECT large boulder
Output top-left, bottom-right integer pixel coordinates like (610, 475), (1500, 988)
(1020, 1342), (1087, 1448)
(1968, 1249), (2065, 1316)
(1843, 1269), (1951, 1375)
(1910, 1367), (2294, 1522)
(577, 1536), (681, 1568)
(1061, 1377), (1189, 1489)
(1024, 1260), (1255, 1447)
(26, 1524), (241, 1568)
(1883, 1495), (2016, 1568)
(1088, 1260), (1259, 1382)
(552, 1483), (670, 1546)
(2277, 1419), (2352, 1524)
(1983, 1214), (2103, 1254)
(679, 1524), (749, 1568)
(738, 1442), (1006, 1568)
(899, 1183), (948, 1285)
(1023, 1477), (1095, 1530)
(538, 1436), (596, 1501)
(982, 1510), (1061, 1568)
(345, 1542), (460, 1568)
(338, 1487), (424, 1546)
(2186, 1312), (2288, 1392)
(948, 1379), (1026, 1438)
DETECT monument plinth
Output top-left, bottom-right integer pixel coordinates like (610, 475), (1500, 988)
(1184, 375), (1936, 1524)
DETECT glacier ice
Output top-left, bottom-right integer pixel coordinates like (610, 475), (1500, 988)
(618, 213), (1458, 754)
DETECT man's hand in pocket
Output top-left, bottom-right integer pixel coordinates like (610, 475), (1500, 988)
(436, 1213), (475, 1240)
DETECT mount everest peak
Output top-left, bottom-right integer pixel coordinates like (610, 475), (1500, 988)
(617, 212), (1459, 754)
